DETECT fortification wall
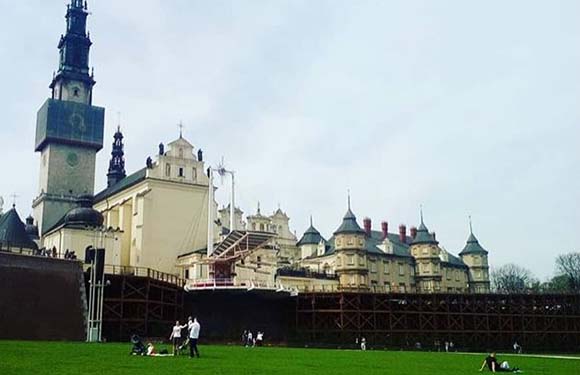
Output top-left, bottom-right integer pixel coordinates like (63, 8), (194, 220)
(0, 252), (86, 341)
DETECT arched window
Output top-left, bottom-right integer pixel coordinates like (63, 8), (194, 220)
(165, 163), (171, 177)
(259, 223), (265, 231)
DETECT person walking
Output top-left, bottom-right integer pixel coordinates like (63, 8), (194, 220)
(189, 317), (201, 358)
(169, 320), (187, 356)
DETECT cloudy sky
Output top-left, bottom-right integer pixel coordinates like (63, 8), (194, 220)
(1, 0), (579, 279)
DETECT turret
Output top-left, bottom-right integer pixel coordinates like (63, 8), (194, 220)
(459, 217), (490, 293)
(297, 216), (324, 259)
(409, 208), (442, 293)
(333, 195), (368, 290)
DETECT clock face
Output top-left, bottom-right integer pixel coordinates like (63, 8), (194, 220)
(70, 113), (86, 134)
(66, 152), (79, 167)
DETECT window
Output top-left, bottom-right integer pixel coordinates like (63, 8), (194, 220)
(347, 237), (354, 246)
(252, 223), (256, 230)
(256, 256), (262, 268)
(455, 270), (460, 282)
(73, 88), (80, 97)
(422, 247), (428, 255)
(165, 163), (171, 177)
(259, 223), (265, 231)
(178, 167), (184, 177)
(350, 275), (356, 285)
(179, 148), (184, 158)
(398, 263), (405, 276)
(384, 282), (391, 292)
(192, 168), (197, 181)
(184, 269), (190, 279)
(383, 260), (390, 275)
(348, 255), (354, 265)
(370, 261), (377, 273)
(447, 270), (452, 280)
(399, 283), (406, 293)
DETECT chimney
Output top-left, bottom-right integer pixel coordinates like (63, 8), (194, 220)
(399, 224), (407, 244)
(363, 217), (372, 236)
(410, 226), (417, 239)
(381, 221), (388, 240)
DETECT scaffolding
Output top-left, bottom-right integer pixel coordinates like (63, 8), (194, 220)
(295, 292), (580, 352)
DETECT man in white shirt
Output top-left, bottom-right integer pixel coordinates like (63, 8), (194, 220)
(189, 317), (201, 358)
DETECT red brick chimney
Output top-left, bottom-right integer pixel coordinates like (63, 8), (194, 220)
(410, 226), (417, 239)
(363, 217), (372, 236)
(381, 221), (388, 240)
(399, 224), (407, 244)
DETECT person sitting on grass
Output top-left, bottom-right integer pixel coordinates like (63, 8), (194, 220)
(480, 352), (521, 373)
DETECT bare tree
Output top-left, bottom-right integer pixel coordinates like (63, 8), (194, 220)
(491, 264), (537, 294)
(555, 252), (580, 293)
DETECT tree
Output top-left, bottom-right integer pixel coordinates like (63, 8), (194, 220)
(555, 252), (580, 293)
(491, 264), (537, 294)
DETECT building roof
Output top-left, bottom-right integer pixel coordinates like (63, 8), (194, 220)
(297, 218), (324, 246)
(308, 230), (414, 260)
(411, 219), (438, 245)
(0, 207), (38, 250)
(459, 232), (488, 255)
(333, 208), (365, 235)
(94, 167), (147, 203)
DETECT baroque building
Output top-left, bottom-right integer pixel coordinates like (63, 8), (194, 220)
(293, 203), (490, 293)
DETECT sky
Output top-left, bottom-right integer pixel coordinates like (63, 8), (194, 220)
(0, 0), (579, 280)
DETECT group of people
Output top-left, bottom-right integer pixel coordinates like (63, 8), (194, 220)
(242, 330), (264, 347)
(169, 317), (201, 358)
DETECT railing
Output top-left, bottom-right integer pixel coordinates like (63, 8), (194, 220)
(104, 265), (185, 286)
(276, 267), (339, 280)
(184, 278), (298, 295)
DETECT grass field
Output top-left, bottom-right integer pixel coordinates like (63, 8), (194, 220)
(0, 341), (578, 375)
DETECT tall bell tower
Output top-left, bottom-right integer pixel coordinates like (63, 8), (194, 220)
(33, 0), (105, 235)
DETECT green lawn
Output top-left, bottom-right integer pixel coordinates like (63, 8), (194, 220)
(0, 341), (578, 375)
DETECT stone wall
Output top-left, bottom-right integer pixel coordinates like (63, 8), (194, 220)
(0, 252), (86, 341)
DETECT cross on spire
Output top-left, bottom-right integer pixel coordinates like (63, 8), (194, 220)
(178, 121), (184, 138)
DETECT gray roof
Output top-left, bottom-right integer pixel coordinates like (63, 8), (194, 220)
(309, 230), (414, 260)
(411, 221), (438, 245)
(297, 224), (324, 246)
(333, 208), (365, 235)
(0, 208), (38, 250)
(442, 252), (468, 268)
(459, 232), (488, 255)
(94, 167), (147, 203)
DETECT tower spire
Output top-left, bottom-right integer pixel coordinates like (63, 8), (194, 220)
(420, 204), (424, 225)
(107, 126), (126, 187)
(347, 189), (351, 210)
(310, 215), (313, 227)
(469, 215), (473, 234)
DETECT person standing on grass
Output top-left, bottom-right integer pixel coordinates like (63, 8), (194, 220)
(169, 320), (187, 356)
(256, 331), (264, 347)
(189, 317), (201, 358)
